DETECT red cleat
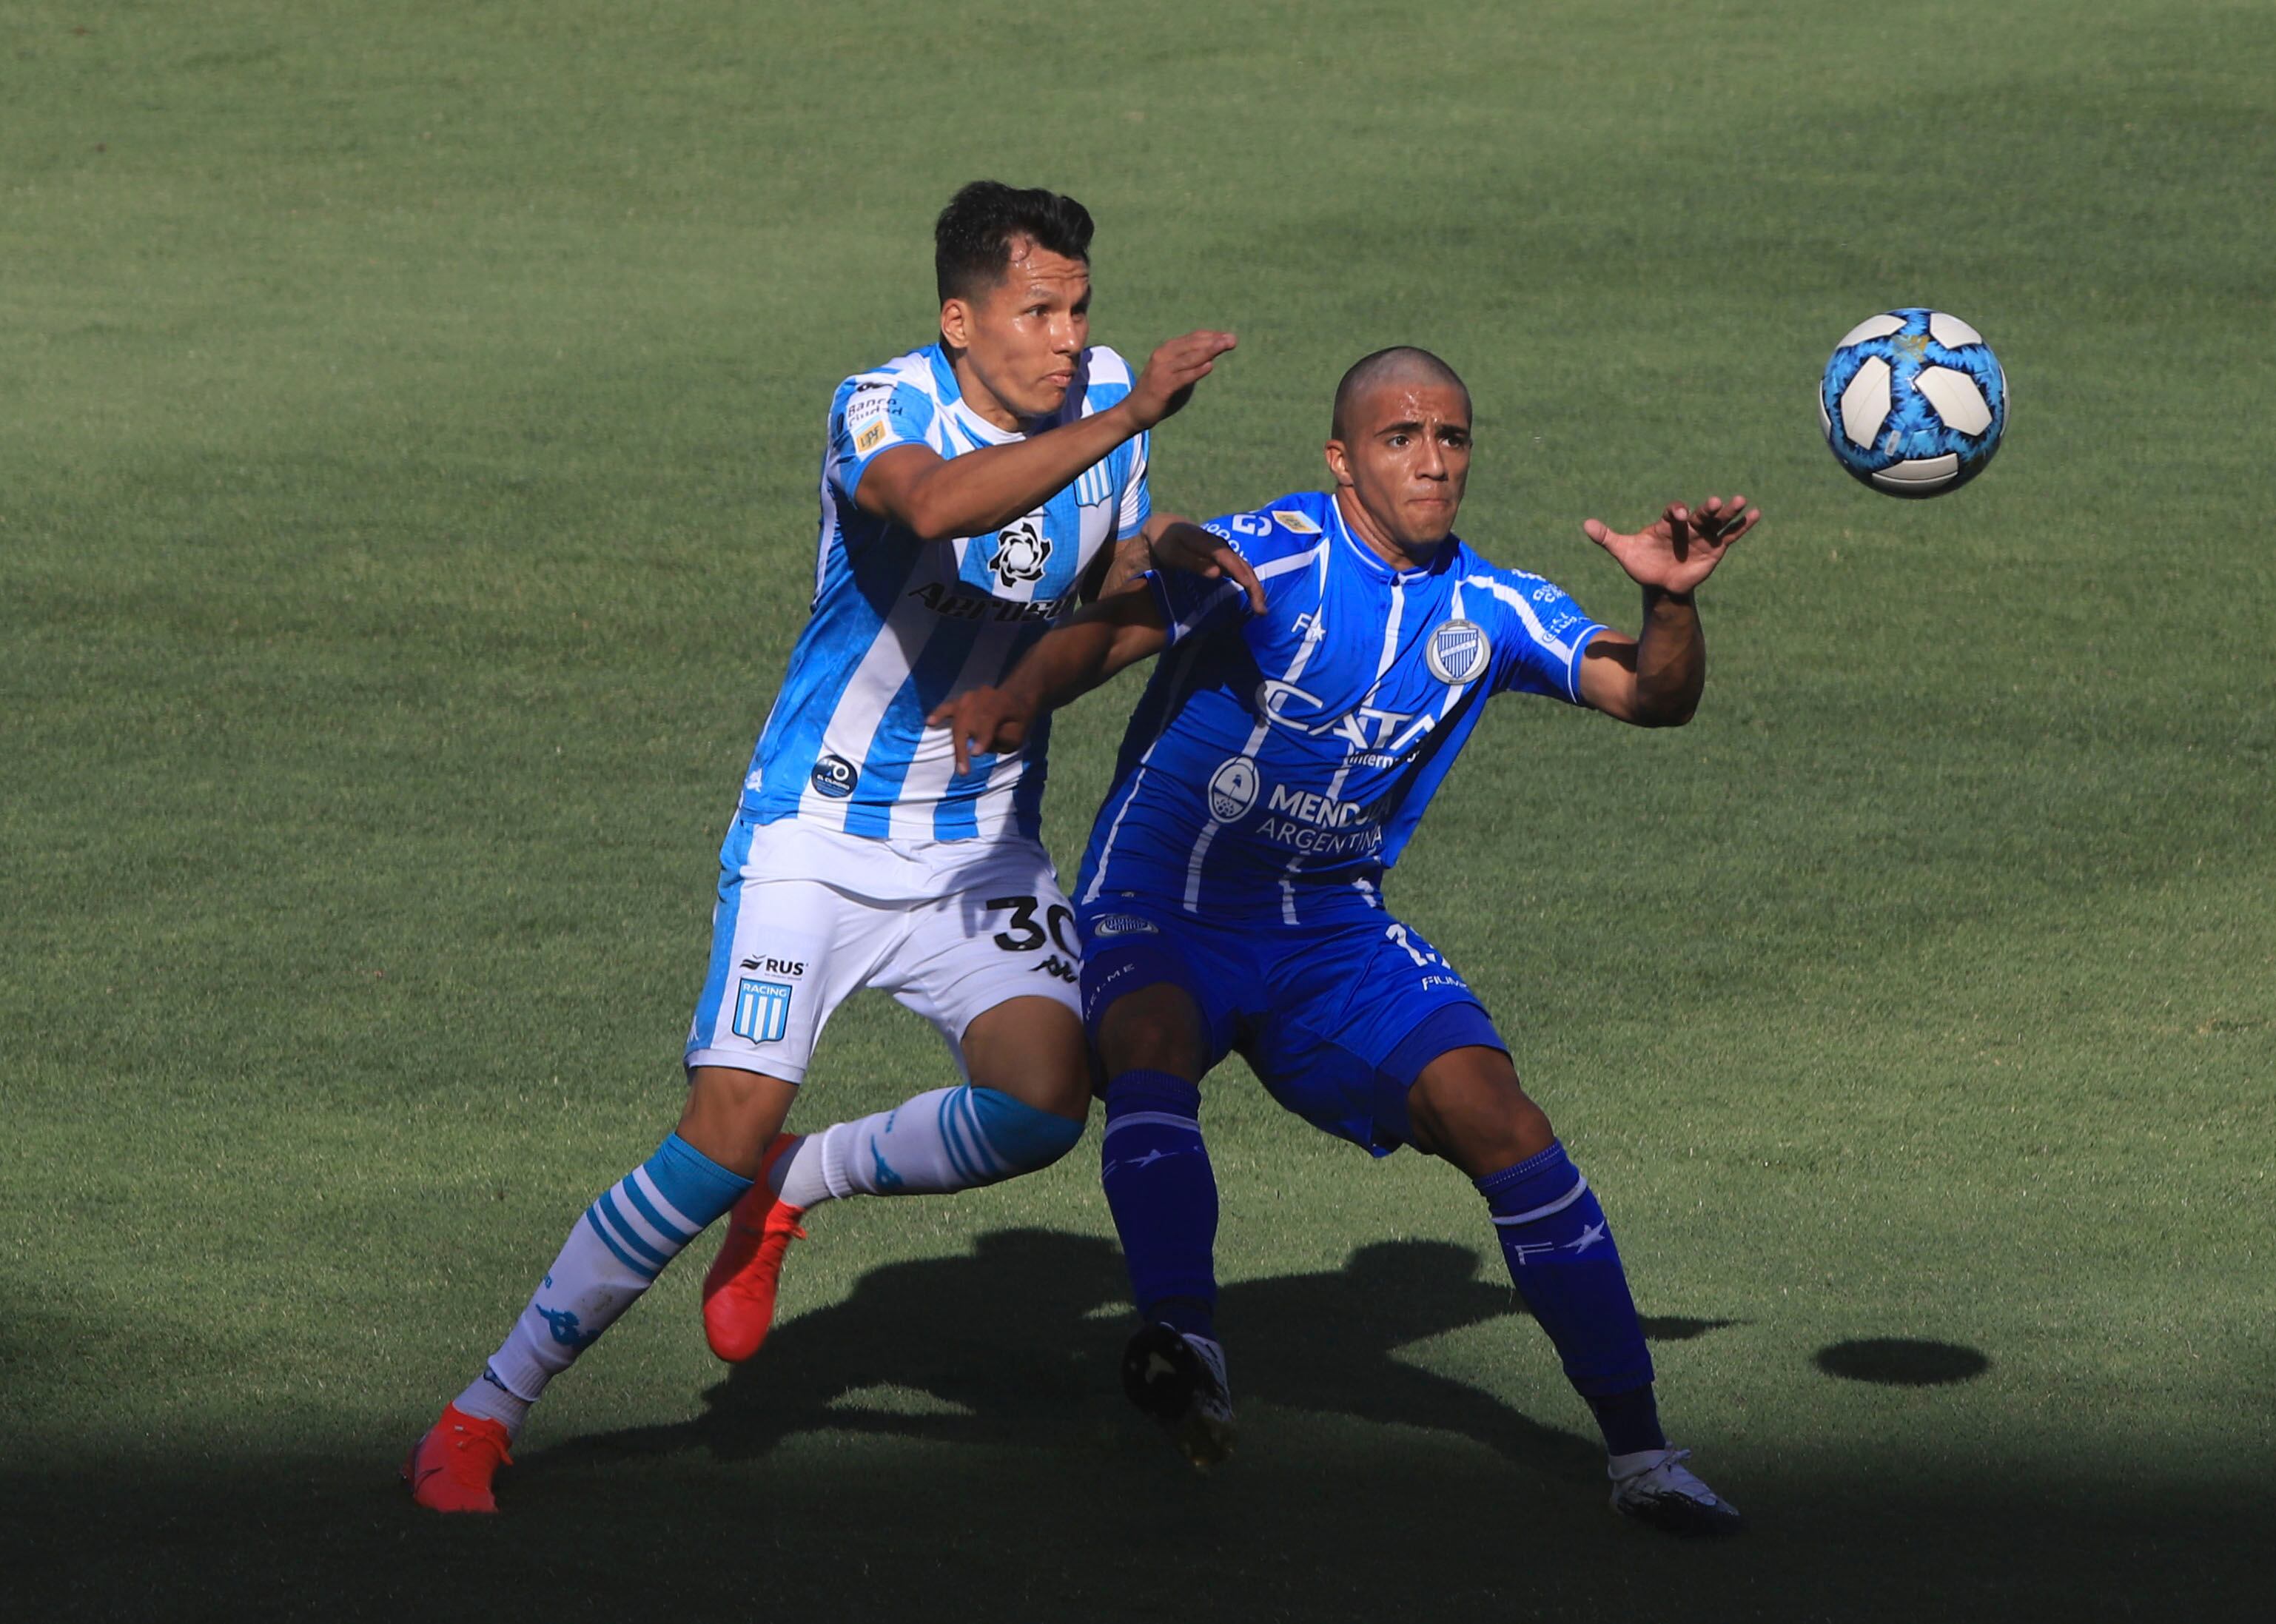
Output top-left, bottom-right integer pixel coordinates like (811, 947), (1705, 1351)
(701, 1134), (808, 1363)
(401, 1403), (513, 1514)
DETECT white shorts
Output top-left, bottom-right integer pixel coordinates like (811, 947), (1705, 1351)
(684, 813), (1083, 1084)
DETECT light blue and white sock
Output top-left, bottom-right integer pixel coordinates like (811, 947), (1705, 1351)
(455, 1133), (750, 1435)
(771, 1086), (1083, 1209)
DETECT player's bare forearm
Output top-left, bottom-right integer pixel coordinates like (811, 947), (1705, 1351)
(856, 404), (1145, 542)
(1018, 591), (1171, 709)
(1577, 493), (1756, 725)
(1090, 527), (1162, 602)
(1630, 586), (1705, 725)
(860, 330), (1238, 544)
(929, 593), (1170, 773)
(1577, 591), (1705, 727)
(1147, 516), (1266, 614)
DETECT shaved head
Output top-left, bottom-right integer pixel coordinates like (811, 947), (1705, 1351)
(1331, 346), (1471, 441)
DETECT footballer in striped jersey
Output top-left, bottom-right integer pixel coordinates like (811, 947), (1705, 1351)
(404, 182), (1239, 1512)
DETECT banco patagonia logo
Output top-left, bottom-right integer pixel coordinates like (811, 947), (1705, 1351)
(810, 754), (859, 799)
(733, 978), (795, 1044)
(1426, 619), (1491, 685)
(988, 517), (1053, 589)
(1206, 756), (1260, 822)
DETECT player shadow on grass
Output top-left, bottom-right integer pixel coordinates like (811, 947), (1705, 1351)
(548, 1228), (1736, 1480)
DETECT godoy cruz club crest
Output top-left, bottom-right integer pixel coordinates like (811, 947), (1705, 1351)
(1425, 619), (1492, 685)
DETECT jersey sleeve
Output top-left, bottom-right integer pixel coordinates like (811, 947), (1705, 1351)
(825, 375), (936, 501)
(1117, 428), (1152, 540)
(1145, 516), (1255, 647)
(1478, 572), (1605, 704)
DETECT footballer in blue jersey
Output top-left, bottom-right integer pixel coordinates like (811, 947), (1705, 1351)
(935, 346), (1760, 1534)
(406, 182), (1244, 1514)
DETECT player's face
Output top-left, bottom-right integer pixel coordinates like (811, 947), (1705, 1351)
(1326, 382), (1473, 553)
(940, 239), (1092, 429)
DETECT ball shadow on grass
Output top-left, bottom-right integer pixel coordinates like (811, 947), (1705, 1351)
(1815, 1337), (1990, 1386)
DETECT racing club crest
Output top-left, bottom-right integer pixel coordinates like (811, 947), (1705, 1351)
(1425, 619), (1491, 685)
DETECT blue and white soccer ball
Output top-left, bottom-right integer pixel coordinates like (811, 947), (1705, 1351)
(1819, 309), (2007, 498)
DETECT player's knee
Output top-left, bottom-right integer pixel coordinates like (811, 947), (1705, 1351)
(969, 1086), (1086, 1173)
(1408, 1050), (1556, 1175)
(1095, 984), (1209, 1081)
(678, 1065), (797, 1176)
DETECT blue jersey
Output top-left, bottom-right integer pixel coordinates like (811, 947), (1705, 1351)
(741, 343), (1151, 842)
(1075, 489), (1603, 920)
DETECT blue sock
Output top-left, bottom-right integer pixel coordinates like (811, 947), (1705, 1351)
(1586, 1384), (1665, 1457)
(1477, 1141), (1661, 1451)
(1101, 1070), (1218, 1338)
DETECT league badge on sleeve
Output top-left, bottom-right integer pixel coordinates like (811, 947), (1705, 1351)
(1426, 620), (1491, 685)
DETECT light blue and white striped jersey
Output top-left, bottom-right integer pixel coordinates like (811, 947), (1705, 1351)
(1076, 489), (1605, 921)
(741, 343), (1150, 842)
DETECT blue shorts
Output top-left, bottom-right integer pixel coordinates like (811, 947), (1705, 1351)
(1076, 890), (1505, 1156)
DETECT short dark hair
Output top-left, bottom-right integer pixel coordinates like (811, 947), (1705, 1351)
(935, 181), (1095, 303)
(1332, 346), (1471, 440)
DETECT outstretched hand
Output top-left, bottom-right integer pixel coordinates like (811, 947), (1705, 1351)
(928, 686), (1033, 777)
(1127, 330), (1238, 429)
(1582, 494), (1760, 597)
(1149, 519), (1266, 614)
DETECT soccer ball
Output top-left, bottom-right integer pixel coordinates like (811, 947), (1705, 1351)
(1819, 309), (2007, 498)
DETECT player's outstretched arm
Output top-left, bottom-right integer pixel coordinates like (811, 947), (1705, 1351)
(1576, 494), (1759, 727)
(1088, 514), (1267, 609)
(928, 591), (1172, 773)
(1146, 516), (1266, 614)
(855, 332), (1236, 543)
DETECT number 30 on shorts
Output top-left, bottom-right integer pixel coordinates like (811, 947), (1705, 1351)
(985, 895), (1079, 956)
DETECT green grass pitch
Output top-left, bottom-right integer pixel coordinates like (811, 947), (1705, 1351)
(4, 1), (2272, 1617)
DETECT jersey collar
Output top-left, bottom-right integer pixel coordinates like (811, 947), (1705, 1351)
(1327, 490), (1460, 586)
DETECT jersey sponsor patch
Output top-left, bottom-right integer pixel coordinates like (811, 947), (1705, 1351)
(844, 381), (891, 428)
(810, 754), (859, 799)
(854, 417), (890, 454)
(1088, 912), (1159, 939)
(988, 516), (1053, 588)
(1270, 509), (1323, 534)
(1206, 756), (1260, 822)
(1426, 619), (1492, 685)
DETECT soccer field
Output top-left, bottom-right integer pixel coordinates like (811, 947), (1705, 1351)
(5, 0), (2272, 1617)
